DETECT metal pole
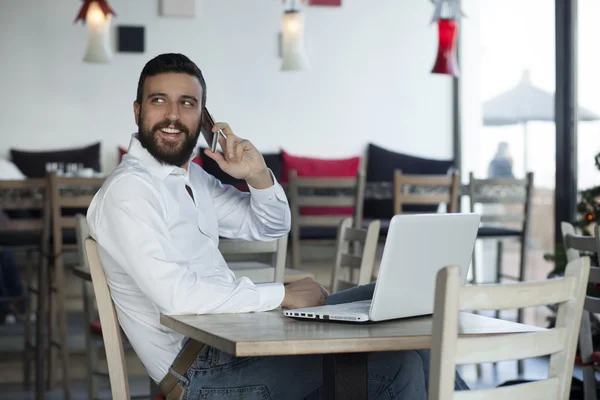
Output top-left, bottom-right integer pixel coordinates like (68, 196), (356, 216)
(555, 0), (578, 244)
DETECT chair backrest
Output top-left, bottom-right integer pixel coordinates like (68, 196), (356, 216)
(48, 172), (105, 255)
(288, 168), (366, 231)
(219, 234), (288, 283)
(0, 178), (48, 237)
(83, 237), (130, 400)
(561, 221), (600, 400)
(429, 257), (591, 400)
(468, 172), (534, 231)
(331, 218), (380, 293)
(393, 170), (460, 215)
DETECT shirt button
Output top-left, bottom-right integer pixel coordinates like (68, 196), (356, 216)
(268, 196), (273, 200)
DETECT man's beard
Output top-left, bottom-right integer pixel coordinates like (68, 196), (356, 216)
(137, 114), (200, 167)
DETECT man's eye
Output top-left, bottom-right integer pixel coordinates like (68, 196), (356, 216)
(152, 98), (165, 103)
(182, 100), (194, 106)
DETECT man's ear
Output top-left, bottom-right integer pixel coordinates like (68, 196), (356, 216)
(133, 101), (141, 126)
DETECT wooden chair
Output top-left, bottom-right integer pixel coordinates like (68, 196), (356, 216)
(75, 214), (150, 400)
(288, 168), (366, 270)
(0, 179), (49, 390)
(393, 169), (460, 215)
(429, 257), (590, 400)
(562, 221), (600, 400)
(83, 236), (131, 400)
(330, 218), (380, 293)
(468, 172), (534, 377)
(220, 234), (301, 283)
(46, 172), (105, 396)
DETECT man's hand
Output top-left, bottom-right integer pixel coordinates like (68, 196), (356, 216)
(203, 122), (273, 189)
(281, 278), (329, 310)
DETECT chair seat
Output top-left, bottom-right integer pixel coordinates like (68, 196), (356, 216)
(477, 226), (521, 238)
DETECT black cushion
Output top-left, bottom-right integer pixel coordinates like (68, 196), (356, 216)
(200, 148), (283, 187)
(363, 144), (454, 219)
(10, 142), (101, 178)
(477, 226), (521, 237)
(0, 232), (41, 247)
(298, 226), (339, 240)
(0, 228), (76, 247)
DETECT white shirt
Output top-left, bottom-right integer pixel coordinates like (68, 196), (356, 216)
(86, 136), (290, 382)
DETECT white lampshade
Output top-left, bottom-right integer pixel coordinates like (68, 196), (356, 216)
(83, 1), (112, 63)
(281, 10), (310, 71)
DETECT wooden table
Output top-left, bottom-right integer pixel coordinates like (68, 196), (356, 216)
(161, 310), (544, 398)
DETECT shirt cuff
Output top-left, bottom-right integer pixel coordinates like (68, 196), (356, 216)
(256, 282), (285, 311)
(247, 169), (287, 203)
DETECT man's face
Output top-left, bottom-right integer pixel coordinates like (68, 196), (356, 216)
(134, 72), (203, 167)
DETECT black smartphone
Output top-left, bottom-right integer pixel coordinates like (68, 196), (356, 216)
(201, 107), (223, 152)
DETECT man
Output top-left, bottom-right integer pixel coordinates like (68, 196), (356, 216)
(88, 53), (467, 399)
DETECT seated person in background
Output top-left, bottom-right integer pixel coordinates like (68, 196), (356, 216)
(487, 142), (515, 179)
(87, 53), (469, 399)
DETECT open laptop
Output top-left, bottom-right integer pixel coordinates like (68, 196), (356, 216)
(283, 213), (481, 323)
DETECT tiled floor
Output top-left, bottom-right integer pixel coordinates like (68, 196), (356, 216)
(0, 242), (575, 398)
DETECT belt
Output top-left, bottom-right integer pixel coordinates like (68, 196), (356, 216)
(158, 339), (205, 400)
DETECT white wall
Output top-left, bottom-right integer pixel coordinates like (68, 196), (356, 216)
(0, 0), (480, 173)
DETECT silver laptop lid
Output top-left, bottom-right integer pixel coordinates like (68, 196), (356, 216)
(369, 213), (480, 322)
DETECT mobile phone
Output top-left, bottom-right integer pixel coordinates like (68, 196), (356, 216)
(201, 107), (224, 152)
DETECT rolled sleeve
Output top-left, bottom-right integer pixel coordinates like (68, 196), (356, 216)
(256, 282), (285, 311)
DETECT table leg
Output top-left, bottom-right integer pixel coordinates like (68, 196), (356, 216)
(322, 353), (368, 400)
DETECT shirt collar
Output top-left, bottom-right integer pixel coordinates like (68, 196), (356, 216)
(126, 134), (197, 181)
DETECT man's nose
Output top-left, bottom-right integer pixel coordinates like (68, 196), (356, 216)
(165, 103), (180, 122)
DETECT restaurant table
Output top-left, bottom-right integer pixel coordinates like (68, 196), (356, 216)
(161, 309), (544, 399)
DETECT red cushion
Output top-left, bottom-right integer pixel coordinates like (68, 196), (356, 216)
(118, 146), (203, 166)
(575, 351), (600, 366)
(281, 149), (360, 216)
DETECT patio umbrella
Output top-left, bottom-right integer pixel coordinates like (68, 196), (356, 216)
(483, 70), (600, 172)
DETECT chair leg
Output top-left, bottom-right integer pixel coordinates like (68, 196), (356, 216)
(46, 263), (56, 390)
(494, 241), (503, 320)
(517, 234), (528, 377)
(471, 239), (484, 380)
(83, 280), (99, 400)
(470, 239), (478, 285)
(491, 240), (504, 375)
(55, 259), (71, 400)
(291, 235), (301, 270)
(23, 248), (34, 389)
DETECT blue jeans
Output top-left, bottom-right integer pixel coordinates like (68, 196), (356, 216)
(174, 283), (469, 399)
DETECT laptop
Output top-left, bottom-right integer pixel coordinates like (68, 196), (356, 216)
(283, 213), (481, 323)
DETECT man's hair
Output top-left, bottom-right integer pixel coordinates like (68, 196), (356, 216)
(136, 53), (207, 109)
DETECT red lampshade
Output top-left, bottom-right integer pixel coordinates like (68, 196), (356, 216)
(431, 19), (459, 77)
